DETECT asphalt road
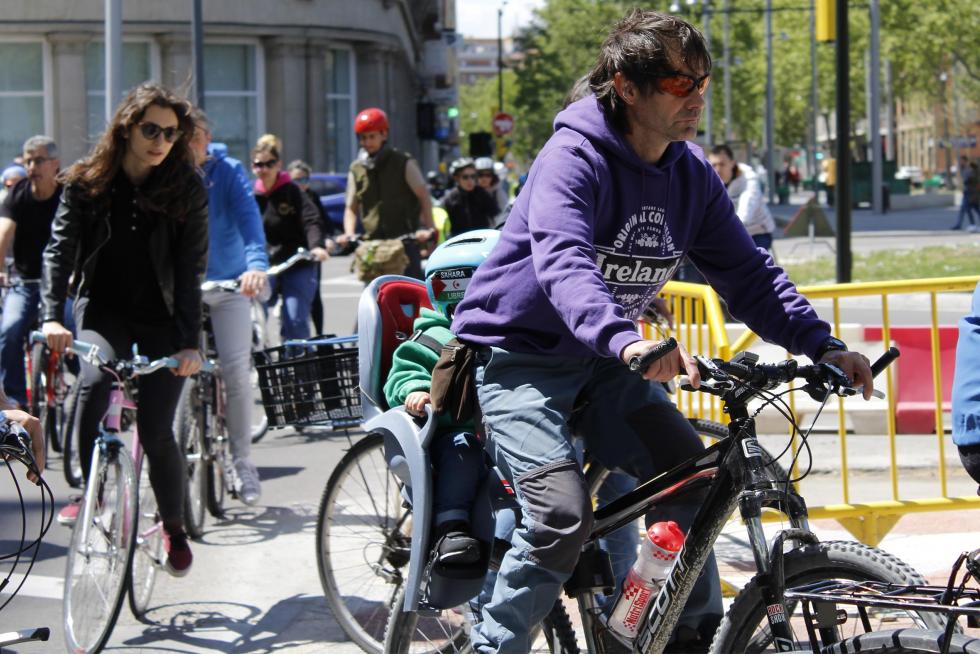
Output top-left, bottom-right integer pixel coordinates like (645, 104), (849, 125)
(2, 217), (978, 653)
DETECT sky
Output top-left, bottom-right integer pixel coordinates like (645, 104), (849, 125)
(456, 0), (546, 39)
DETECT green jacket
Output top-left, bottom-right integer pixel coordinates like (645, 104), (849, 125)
(383, 308), (474, 430)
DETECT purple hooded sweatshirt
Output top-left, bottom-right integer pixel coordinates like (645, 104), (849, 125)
(453, 96), (831, 360)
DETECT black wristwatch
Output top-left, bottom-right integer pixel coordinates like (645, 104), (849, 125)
(815, 336), (848, 361)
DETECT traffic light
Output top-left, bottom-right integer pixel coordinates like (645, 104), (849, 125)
(469, 131), (493, 158)
(417, 102), (436, 139)
(816, 0), (835, 42)
(447, 106), (459, 120)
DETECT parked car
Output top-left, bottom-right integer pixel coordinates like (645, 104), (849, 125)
(895, 165), (925, 187)
(309, 172), (346, 231)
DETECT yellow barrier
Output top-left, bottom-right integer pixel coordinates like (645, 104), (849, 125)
(650, 275), (980, 546)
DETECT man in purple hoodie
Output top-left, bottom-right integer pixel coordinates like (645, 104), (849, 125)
(452, 9), (873, 654)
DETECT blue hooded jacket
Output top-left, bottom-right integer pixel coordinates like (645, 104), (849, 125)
(952, 282), (980, 447)
(453, 96), (831, 360)
(203, 142), (268, 280)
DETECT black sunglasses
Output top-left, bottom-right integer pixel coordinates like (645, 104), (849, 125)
(252, 159), (279, 169)
(138, 121), (183, 143)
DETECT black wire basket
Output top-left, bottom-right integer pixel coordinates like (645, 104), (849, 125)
(253, 338), (362, 429)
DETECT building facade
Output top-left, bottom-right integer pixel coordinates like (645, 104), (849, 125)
(0, 0), (458, 174)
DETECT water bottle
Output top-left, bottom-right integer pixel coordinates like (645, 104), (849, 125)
(607, 520), (685, 640)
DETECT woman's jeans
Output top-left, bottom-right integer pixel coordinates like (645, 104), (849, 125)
(203, 289), (254, 463)
(470, 347), (722, 654)
(268, 262), (317, 341)
(74, 298), (187, 531)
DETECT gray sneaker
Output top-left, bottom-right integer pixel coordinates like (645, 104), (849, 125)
(235, 459), (262, 506)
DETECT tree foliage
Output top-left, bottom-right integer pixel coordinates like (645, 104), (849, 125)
(457, 0), (979, 162)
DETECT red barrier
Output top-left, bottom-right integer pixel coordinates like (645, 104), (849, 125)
(863, 325), (959, 434)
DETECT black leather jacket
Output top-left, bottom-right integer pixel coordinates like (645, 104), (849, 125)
(41, 178), (209, 350)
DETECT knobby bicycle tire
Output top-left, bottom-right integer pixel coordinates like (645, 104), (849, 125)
(708, 541), (949, 654)
(821, 628), (980, 654)
(317, 431), (409, 654)
(128, 450), (163, 621)
(178, 383), (208, 539)
(63, 445), (137, 654)
(62, 381), (84, 488)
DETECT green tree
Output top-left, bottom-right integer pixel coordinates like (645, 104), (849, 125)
(459, 70), (518, 157)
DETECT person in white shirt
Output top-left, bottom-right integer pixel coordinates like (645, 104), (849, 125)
(708, 144), (776, 250)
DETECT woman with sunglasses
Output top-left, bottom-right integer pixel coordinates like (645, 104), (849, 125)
(40, 82), (208, 576)
(440, 158), (499, 238)
(251, 135), (328, 340)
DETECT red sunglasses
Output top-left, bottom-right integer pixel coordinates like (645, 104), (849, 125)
(653, 71), (711, 98)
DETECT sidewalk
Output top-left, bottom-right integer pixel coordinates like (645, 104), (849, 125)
(768, 191), (980, 261)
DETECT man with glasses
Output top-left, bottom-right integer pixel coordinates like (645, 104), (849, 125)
(441, 158), (499, 238)
(340, 107), (434, 279)
(452, 10), (873, 653)
(0, 136), (62, 409)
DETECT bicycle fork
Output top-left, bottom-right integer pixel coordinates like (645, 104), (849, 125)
(76, 433), (126, 560)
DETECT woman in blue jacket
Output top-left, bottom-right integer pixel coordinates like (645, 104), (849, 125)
(189, 108), (269, 505)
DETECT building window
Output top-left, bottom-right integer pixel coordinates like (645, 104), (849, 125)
(325, 48), (355, 172)
(0, 42), (44, 161)
(204, 43), (260, 164)
(86, 42), (153, 141)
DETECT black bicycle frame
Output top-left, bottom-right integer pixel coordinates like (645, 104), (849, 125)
(575, 403), (811, 654)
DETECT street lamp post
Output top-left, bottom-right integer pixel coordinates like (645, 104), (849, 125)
(723, 0), (732, 142)
(497, 2), (508, 113)
(765, 0), (775, 204)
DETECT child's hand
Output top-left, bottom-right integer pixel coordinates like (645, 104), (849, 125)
(405, 391), (431, 417)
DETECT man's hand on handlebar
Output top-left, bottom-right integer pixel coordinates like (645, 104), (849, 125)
(310, 246), (329, 262)
(336, 233), (354, 246)
(172, 349), (203, 377)
(238, 270), (268, 298)
(819, 350), (874, 400)
(621, 338), (700, 388)
(42, 320), (73, 353)
(414, 228), (436, 244)
(3, 409), (44, 484)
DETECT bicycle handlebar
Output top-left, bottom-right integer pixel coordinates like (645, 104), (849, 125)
(266, 248), (315, 277)
(29, 331), (215, 374)
(681, 347), (900, 401)
(201, 279), (242, 293)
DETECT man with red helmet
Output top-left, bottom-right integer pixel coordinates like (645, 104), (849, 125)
(340, 107), (434, 278)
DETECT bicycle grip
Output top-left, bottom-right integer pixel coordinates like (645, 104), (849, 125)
(29, 330), (46, 345)
(629, 337), (678, 373)
(870, 346), (900, 378)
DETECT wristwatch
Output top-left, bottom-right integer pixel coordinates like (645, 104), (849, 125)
(815, 336), (848, 361)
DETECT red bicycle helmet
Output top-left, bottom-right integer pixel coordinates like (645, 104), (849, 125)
(354, 108), (389, 134)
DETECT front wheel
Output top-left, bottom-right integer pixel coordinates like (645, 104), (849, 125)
(127, 450), (163, 620)
(708, 541), (949, 654)
(177, 384), (207, 539)
(63, 444), (137, 654)
(62, 382), (85, 488)
(821, 629), (980, 654)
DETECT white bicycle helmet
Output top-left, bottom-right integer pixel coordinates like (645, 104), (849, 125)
(424, 229), (501, 320)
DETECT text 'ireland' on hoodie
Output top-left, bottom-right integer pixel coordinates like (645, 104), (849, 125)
(452, 96), (831, 360)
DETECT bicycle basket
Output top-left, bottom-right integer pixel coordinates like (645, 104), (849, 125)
(253, 339), (362, 428)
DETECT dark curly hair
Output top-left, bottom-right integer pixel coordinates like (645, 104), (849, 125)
(60, 82), (199, 219)
(588, 9), (711, 133)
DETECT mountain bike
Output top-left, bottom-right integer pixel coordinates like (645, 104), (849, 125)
(44, 332), (214, 653)
(785, 547), (980, 654)
(314, 417), (738, 654)
(382, 343), (948, 654)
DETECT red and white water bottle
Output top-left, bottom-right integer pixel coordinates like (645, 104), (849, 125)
(607, 520), (685, 639)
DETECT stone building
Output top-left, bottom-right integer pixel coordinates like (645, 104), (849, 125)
(0, 0), (458, 173)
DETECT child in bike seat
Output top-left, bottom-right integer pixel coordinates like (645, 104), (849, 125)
(383, 229), (500, 567)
